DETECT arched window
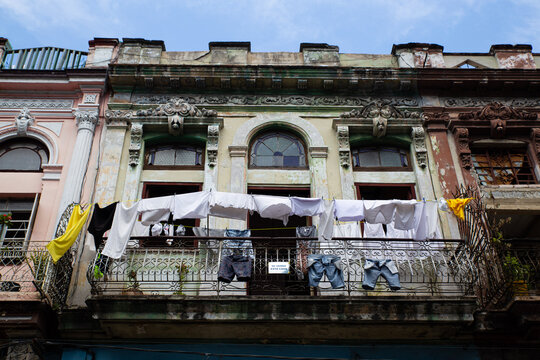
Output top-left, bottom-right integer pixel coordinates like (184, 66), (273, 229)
(0, 138), (49, 171)
(351, 146), (410, 170)
(249, 131), (307, 169)
(144, 144), (204, 169)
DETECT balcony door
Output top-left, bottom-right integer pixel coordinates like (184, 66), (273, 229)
(247, 187), (311, 296)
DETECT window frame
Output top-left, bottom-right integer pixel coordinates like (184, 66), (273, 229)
(0, 194), (39, 263)
(0, 138), (49, 172)
(249, 131), (308, 170)
(351, 146), (412, 172)
(471, 147), (537, 186)
(143, 144), (205, 170)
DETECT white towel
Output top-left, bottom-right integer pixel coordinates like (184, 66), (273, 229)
(102, 202), (140, 259)
(392, 200), (417, 230)
(138, 195), (173, 226)
(209, 191), (257, 220)
(290, 197), (325, 217)
(253, 195), (292, 225)
(334, 199), (364, 221)
(172, 191), (211, 220)
(363, 200), (396, 224)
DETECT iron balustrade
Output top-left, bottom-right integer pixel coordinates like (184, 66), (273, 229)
(88, 236), (478, 298)
(0, 241), (74, 308)
(0, 47), (88, 70)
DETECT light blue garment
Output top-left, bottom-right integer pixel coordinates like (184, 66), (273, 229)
(307, 254), (345, 289)
(222, 229), (253, 259)
(362, 259), (401, 290)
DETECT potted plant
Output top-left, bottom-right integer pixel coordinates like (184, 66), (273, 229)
(173, 262), (190, 295)
(502, 253), (530, 296)
(122, 269), (143, 295)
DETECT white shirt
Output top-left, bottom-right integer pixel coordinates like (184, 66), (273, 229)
(172, 191), (211, 220)
(253, 195), (292, 225)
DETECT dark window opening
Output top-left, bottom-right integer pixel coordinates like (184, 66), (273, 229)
(472, 149), (537, 185)
(144, 144), (204, 169)
(351, 146), (410, 171)
(247, 187), (311, 296)
(141, 183), (202, 247)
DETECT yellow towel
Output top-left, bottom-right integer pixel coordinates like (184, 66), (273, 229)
(46, 205), (92, 263)
(446, 198), (472, 220)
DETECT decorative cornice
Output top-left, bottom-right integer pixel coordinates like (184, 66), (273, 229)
(458, 102), (537, 121)
(444, 97), (540, 108)
(0, 98), (73, 110)
(14, 108), (35, 136)
(133, 94), (419, 107)
(136, 99), (218, 118)
(228, 145), (247, 157)
(340, 101), (422, 119)
(309, 146), (329, 159)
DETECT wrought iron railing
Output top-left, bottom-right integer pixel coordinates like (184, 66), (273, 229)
(87, 236), (477, 298)
(0, 47), (88, 70)
(0, 241), (72, 307)
(505, 240), (540, 296)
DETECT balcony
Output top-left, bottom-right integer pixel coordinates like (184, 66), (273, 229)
(0, 47), (88, 70)
(0, 241), (73, 307)
(88, 236), (477, 298)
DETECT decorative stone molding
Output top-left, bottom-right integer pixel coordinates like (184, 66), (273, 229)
(168, 114), (183, 135)
(337, 125), (351, 168)
(207, 124), (219, 167)
(454, 127), (472, 169)
(458, 102), (537, 121)
(531, 128), (540, 160)
(411, 127), (427, 168)
(105, 109), (133, 122)
(128, 123), (143, 167)
(228, 145), (248, 157)
(73, 109), (99, 132)
(137, 99), (218, 118)
(83, 94), (98, 104)
(14, 108), (35, 136)
(339, 101), (422, 120)
(309, 146), (328, 158)
(134, 94), (419, 107)
(444, 97), (540, 108)
(0, 98), (73, 109)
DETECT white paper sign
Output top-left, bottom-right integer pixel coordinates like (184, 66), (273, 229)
(268, 262), (290, 274)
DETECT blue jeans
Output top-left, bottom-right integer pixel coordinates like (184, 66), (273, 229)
(307, 254), (345, 289)
(362, 259), (401, 290)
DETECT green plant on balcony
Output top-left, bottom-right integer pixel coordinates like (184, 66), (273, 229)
(173, 262), (190, 295)
(26, 250), (49, 284)
(122, 269), (143, 295)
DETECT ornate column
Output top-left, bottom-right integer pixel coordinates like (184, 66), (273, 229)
(202, 124), (220, 228)
(336, 125), (355, 199)
(57, 109), (99, 217)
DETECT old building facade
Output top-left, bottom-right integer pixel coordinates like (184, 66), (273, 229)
(0, 37), (539, 359)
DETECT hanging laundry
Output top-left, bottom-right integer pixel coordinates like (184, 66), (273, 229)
(446, 198), (473, 220)
(363, 200), (396, 224)
(131, 221), (149, 236)
(333, 223), (362, 238)
(172, 191), (210, 220)
(150, 223), (163, 236)
(218, 229), (253, 283)
(87, 202), (118, 250)
(392, 200), (417, 230)
(334, 199), (364, 221)
(386, 222), (411, 239)
(307, 254), (345, 289)
(290, 197), (325, 217)
(102, 202), (140, 259)
(318, 200), (335, 242)
(193, 227), (225, 255)
(363, 222), (386, 239)
(47, 204), (92, 263)
(296, 226), (317, 280)
(362, 259), (401, 291)
(138, 195), (173, 226)
(209, 191), (256, 220)
(412, 201), (442, 241)
(252, 195), (291, 225)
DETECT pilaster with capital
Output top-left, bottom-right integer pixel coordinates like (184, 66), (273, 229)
(73, 109), (99, 133)
(122, 123), (144, 204)
(336, 125), (355, 199)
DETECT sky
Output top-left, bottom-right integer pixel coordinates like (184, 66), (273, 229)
(1, 0), (540, 54)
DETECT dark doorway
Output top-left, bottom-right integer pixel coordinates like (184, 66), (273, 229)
(247, 187), (311, 295)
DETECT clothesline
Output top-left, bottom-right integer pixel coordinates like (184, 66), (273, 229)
(47, 190), (472, 262)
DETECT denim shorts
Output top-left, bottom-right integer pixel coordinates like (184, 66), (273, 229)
(362, 259), (401, 290)
(307, 254), (345, 289)
(218, 255), (253, 283)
